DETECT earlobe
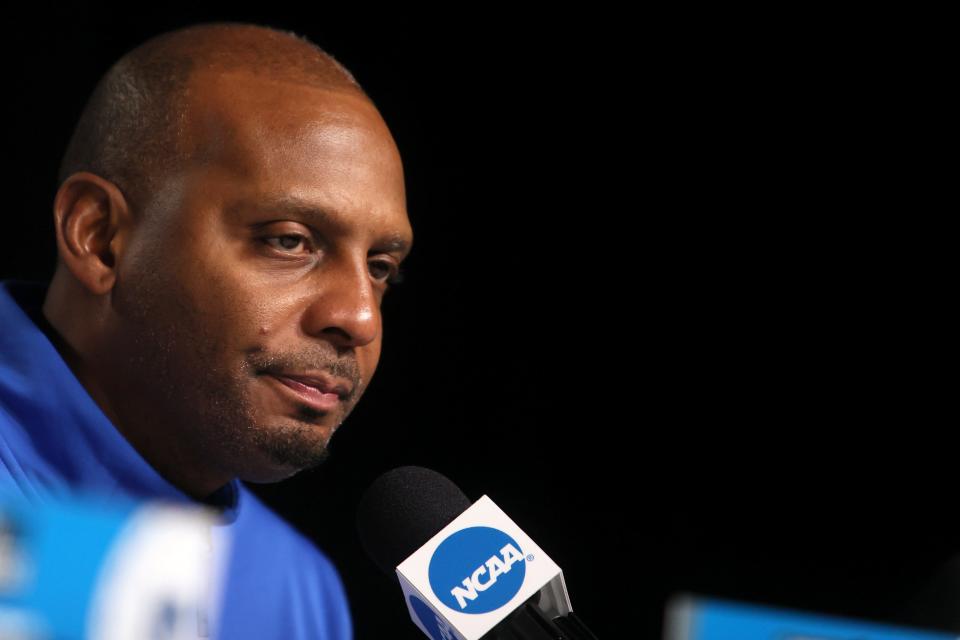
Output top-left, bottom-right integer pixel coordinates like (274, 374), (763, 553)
(52, 171), (131, 296)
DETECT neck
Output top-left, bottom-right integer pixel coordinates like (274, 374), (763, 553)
(41, 271), (233, 501)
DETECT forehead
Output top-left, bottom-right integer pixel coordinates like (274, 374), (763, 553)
(179, 69), (411, 238)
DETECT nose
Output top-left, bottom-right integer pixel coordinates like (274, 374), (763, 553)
(301, 253), (380, 350)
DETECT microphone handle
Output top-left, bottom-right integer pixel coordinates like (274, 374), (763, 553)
(552, 612), (599, 640)
(481, 597), (599, 639)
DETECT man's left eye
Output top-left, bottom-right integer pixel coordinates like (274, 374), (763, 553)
(370, 260), (400, 283)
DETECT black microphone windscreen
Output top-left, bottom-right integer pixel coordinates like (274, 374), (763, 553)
(356, 466), (472, 578)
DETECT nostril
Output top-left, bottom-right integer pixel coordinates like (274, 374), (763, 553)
(322, 326), (352, 343)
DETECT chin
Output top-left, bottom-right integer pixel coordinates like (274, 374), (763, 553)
(239, 450), (317, 483)
(240, 465), (303, 484)
(246, 440), (332, 482)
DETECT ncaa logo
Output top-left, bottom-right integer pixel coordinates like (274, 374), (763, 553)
(428, 526), (526, 614)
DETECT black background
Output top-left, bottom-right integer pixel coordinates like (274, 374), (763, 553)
(2, 4), (956, 638)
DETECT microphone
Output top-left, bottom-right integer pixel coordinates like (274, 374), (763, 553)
(356, 466), (598, 639)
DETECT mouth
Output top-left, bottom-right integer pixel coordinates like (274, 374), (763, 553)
(267, 374), (345, 413)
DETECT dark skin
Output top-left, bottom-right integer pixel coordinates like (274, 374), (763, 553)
(42, 68), (413, 500)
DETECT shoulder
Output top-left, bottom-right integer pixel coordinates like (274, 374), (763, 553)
(214, 483), (353, 640)
(231, 485), (337, 570)
(0, 401), (45, 503)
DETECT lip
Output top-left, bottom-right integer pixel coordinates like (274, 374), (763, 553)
(268, 375), (344, 413)
(274, 371), (352, 398)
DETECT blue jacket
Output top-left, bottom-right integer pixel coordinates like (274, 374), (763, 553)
(0, 279), (353, 639)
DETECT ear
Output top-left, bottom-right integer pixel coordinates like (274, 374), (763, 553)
(52, 172), (133, 296)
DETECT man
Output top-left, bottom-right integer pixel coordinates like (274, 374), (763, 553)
(1, 20), (413, 638)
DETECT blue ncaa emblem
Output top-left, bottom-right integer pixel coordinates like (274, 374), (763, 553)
(428, 526), (526, 614)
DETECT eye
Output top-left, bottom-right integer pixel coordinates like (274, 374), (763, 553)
(370, 259), (405, 285)
(263, 234), (311, 254)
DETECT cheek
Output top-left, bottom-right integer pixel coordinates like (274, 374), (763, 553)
(119, 267), (248, 376)
(177, 237), (298, 339)
(358, 340), (383, 388)
(117, 213), (267, 371)
(165, 239), (260, 337)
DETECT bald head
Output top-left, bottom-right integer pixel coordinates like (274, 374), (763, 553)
(57, 21), (370, 216)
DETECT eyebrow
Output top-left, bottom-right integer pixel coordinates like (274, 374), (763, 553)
(251, 193), (413, 258)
